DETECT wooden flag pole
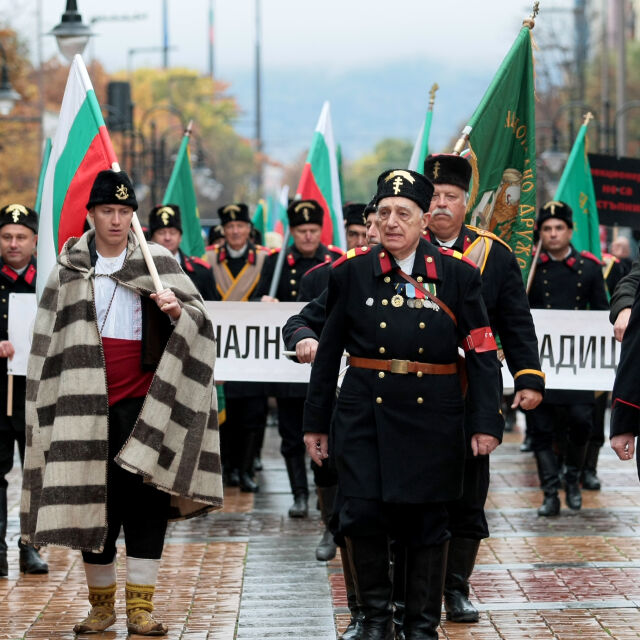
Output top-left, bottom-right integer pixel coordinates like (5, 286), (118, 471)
(6, 374), (12, 417)
(112, 162), (164, 293)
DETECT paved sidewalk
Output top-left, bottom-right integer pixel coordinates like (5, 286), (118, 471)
(2, 421), (640, 639)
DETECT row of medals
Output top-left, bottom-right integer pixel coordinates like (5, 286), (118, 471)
(391, 282), (431, 309)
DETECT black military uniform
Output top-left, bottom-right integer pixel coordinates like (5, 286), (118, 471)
(254, 199), (343, 518)
(208, 203), (269, 493)
(528, 201), (609, 517)
(421, 152), (545, 624)
(148, 204), (216, 301)
(304, 169), (502, 639)
(0, 204), (48, 577)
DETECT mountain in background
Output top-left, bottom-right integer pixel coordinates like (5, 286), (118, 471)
(222, 58), (496, 165)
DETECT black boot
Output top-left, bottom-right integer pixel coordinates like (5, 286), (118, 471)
(253, 426), (265, 472)
(0, 488), (7, 577)
(346, 536), (394, 640)
(285, 456), (309, 518)
(564, 443), (587, 510)
(535, 450), (561, 517)
(520, 434), (532, 452)
(340, 545), (365, 640)
(403, 542), (448, 640)
(239, 431), (260, 493)
(391, 541), (406, 640)
(581, 442), (602, 491)
(444, 537), (480, 623)
(18, 539), (48, 574)
(316, 486), (338, 561)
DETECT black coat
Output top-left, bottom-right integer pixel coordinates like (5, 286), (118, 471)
(298, 261), (331, 302)
(303, 239), (501, 504)
(528, 245), (609, 403)
(610, 259), (640, 324)
(179, 250), (216, 301)
(0, 257), (37, 428)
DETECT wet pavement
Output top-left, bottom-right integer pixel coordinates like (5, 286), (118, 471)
(2, 419), (640, 639)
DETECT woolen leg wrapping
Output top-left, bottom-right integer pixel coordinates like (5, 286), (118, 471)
(83, 558), (117, 588)
(126, 556), (160, 587)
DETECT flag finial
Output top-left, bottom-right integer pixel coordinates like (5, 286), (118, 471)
(583, 111), (594, 127)
(428, 83), (439, 109)
(523, 1), (539, 29)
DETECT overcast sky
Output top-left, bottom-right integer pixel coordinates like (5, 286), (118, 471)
(5, 0), (566, 74)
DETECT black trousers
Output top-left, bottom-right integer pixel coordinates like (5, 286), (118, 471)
(339, 497), (449, 548)
(82, 397), (170, 565)
(528, 402), (594, 452)
(222, 396), (267, 469)
(446, 452), (490, 540)
(276, 397), (306, 458)
(0, 416), (26, 491)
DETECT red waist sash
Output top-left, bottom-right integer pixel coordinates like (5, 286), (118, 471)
(102, 337), (154, 406)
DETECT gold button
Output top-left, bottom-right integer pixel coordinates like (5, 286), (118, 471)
(290, 279), (296, 285)
(576, 296), (581, 301)
(380, 322), (387, 328)
(376, 397), (383, 404)
(1, 299), (5, 303)
(577, 282), (582, 287)
(384, 276), (391, 283)
(417, 276), (424, 282)
(418, 347), (424, 354)
(380, 252), (386, 258)
(2, 314), (6, 319)
(379, 347), (386, 354)
(291, 290), (297, 296)
(543, 280), (548, 284)
(416, 371), (423, 378)
(291, 269), (296, 274)
(382, 299), (389, 306)
(426, 257), (433, 263)
(0, 286), (4, 289)
(417, 397), (424, 404)
(545, 292), (550, 297)
(419, 322), (425, 329)
(547, 305), (551, 309)
(574, 306), (579, 310)
(578, 270), (582, 274)
(362, 246), (369, 251)
(378, 371), (385, 379)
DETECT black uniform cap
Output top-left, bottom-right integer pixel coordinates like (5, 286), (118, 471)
(208, 224), (224, 244)
(0, 203), (38, 233)
(149, 204), (182, 234)
(374, 169), (434, 212)
(86, 169), (138, 211)
(218, 203), (250, 226)
(287, 199), (324, 227)
(537, 200), (573, 229)
(343, 202), (367, 227)
(423, 154), (472, 191)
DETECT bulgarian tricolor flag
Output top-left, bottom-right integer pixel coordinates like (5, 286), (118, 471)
(296, 101), (346, 249)
(408, 83), (438, 174)
(37, 54), (118, 299)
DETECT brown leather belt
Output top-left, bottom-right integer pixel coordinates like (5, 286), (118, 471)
(348, 356), (457, 375)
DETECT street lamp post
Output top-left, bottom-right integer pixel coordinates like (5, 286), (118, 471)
(49, 0), (94, 63)
(0, 42), (20, 116)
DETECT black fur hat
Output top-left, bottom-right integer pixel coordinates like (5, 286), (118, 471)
(86, 169), (138, 211)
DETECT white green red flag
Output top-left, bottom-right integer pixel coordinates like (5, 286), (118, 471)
(408, 84), (438, 173)
(37, 54), (118, 299)
(296, 101), (345, 249)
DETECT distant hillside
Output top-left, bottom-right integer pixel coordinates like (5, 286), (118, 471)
(222, 58), (496, 164)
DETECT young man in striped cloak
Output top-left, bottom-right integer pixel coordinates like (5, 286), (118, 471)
(20, 169), (223, 636)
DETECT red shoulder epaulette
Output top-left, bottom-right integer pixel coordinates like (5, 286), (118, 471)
(580, 251), (603, 266)
(438, 247), (478, 269)
(602, 252), (620, 263)
(303, 262), (329, 278)
(269, 248), (281, 256)
(331, 246), (370, 269)
(192, 256), (212, 270)
(182, 256), (195, 273)
(328, 244), (345, 256)
(24, 264), (36, 285)
(205, 243), (218, 252)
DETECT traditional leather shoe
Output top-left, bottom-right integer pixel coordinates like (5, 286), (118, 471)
(18, 540), (48, 574)
(537, 494), (560, 517)
(239, 471), (259, 493)
(565, 483), (582, 510)
(316, 528), (337, 561)
(288, 492), (308, 518)
(73, 606), (116, 633)
(253, 456), (263, 472)
(127, 610), (168, 636)
(582, 469), (601, 491)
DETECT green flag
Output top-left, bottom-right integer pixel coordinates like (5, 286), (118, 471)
(554, 119), (601, 258)
(163, 131), (205, 258)
(461, 23), (537, 283)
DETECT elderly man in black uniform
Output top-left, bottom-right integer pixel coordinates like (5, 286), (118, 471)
(417, 154), (545, 623)
(149, 204), (216, 300)
(255, 200), (343, 518)
(207, 203), (269, 492)
(303, 169), (502, 640)
(0, 204), (48, 577)
(528, 201), (608, 517)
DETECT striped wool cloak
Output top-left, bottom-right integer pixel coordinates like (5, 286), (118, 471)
(21, 230), (223, 552)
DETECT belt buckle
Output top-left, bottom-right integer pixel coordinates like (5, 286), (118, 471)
(390, 359), (409, 375)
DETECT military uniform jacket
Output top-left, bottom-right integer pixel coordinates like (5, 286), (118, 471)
(609, 259), (640, 324)
(207, 242), (267, 301)
(303, 239), (501, 504)
(426, 227), (544, 395)
(529, 245), (609, 403)
(255, 242), (343, 397)
(178, 250), (216, 301)
(298, 261), (331, 302)
(283, 289), (328, 351)
(0, 257), (36, 428)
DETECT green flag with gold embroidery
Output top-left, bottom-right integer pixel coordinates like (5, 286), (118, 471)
(456, 21), (537, 283)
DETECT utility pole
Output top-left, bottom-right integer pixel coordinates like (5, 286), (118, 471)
(162, 0), (169, 69)
(615, 0), (627, 157)
(255, 0), (263, 195)
(208, 0), (214, 80)
(600, 0), (610, 152)
(36, 0), (44, 152)
(574, 0), (588, 105)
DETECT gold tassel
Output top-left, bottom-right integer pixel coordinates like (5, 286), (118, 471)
(466, 142), (481, 214)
